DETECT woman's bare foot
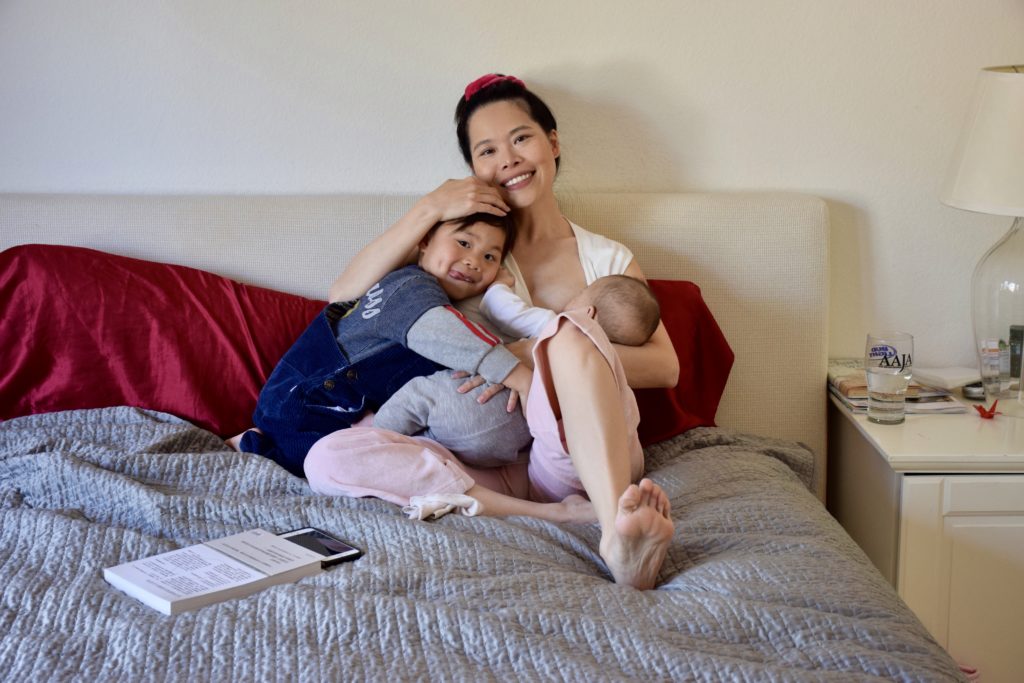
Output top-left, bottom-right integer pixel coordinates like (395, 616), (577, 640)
(599, 478), (674, 590)
(226, 428), (260, 451)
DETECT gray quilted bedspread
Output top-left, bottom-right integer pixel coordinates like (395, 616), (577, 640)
(0, 407), (962, 681)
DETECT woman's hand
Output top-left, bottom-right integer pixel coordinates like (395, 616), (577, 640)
(505, 338), (536, 369)
(329, 177), (510, 303)
(452, 371), (504, 399)
(450, 339), (534, 409)
(420, 177), (510, 222)
(451, 371), (523, 412)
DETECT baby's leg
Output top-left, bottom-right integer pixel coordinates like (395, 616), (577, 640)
(372, 376), (437, 437)
(376, 371), (531, 468)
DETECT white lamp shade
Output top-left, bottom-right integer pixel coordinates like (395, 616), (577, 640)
(941, 66), (1024, 217)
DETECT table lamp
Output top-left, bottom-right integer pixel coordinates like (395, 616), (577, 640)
(941, 65), (1024, 401)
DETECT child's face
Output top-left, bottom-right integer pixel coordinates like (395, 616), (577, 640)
(418, 220), (506, 300)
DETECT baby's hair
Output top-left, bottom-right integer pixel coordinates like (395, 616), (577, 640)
(589, 275), (661, 346)
(424, 212), (517, 259)
(455, 74), (560, 171)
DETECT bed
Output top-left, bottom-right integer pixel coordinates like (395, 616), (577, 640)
(0, 193), (964, 680)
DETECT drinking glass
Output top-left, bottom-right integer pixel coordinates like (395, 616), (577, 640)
(864, 332), (914, 424)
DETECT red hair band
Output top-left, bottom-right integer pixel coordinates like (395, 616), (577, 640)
(464, 74), (526, 101)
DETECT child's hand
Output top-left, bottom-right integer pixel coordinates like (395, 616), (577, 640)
(492, 266), (515, 289)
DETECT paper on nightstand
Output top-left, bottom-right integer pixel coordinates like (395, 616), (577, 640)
(912, 367), (980, 390)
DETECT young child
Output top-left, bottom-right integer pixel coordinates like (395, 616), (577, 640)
(235, 213), (531, 477)
(372, 272), (661, 465)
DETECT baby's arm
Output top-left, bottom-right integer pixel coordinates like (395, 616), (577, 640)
(480, 282), (557, 339)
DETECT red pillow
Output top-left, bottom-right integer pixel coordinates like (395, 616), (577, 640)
(0, 245), (324, 436)
(0, 245), (731, 446)
(634, 280), (734, 446)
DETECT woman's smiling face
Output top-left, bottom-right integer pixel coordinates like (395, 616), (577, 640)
(467, 100), (560, 210)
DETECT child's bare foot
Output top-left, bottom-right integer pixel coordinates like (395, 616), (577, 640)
(559, 494), (597, 523)
(599, 478), (674, 590)
(226, 428), (260, 451)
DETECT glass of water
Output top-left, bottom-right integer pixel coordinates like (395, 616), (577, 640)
(864, 332), (914, 424)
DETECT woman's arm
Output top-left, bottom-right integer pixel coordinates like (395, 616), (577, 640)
(328, 177), (510, 302)
(329, 203), (431, 302)
(614, 260), (680, 389)
(613, 320), (678, 388)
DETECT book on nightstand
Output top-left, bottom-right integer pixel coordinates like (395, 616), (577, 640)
(103, 528), (361, 615)
(828, 359), (968, 414)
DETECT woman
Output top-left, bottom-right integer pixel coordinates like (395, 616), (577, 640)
(309, 74), (678, 590)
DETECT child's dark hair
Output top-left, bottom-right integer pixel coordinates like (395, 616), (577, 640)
(426, 211), (517, 258)
(455, 74), (559, 170)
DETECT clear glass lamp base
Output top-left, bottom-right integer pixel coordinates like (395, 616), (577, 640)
(973, 216), (1024, 404)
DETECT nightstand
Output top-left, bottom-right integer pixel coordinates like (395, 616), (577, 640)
(827, 395), (1024, 681)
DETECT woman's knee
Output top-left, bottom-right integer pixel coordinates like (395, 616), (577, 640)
(546, 323), (608, 375)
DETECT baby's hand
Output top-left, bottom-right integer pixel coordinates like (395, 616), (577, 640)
(492, 266), (515, 289)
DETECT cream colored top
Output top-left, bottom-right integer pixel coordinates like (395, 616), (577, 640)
(458, 221), (634, 341)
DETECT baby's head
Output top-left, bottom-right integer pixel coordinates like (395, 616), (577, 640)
(418, 212), (516, 301)
(568, 275), (660, 346)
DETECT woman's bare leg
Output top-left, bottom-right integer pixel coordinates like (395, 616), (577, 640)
(545, 325), (674, 589)
(467, 486), (595, 524)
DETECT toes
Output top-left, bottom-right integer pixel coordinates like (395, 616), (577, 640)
(619, 483), (642, 512)
(653, 486), (670, 517)
(637, 478), (654, 506)
(635, 479), (672, 519)
(620, 480), (673, 519)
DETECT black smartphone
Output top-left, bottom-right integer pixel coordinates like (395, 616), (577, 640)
(278, 527), (363, 567)
(962, 381), (985, 400)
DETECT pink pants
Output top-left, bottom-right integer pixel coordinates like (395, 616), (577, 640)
(304, 309), (643, 505)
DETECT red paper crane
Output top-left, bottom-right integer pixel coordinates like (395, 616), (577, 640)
(974, 400), (1001, 419)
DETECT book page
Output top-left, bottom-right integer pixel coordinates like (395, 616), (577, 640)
(109, 544), (265, 602)
(205, 529), (323, 574)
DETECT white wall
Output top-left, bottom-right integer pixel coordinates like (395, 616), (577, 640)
(1, 0), (1021, 367)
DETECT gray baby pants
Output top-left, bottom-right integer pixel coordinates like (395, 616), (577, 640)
(374, 370), (532, 468)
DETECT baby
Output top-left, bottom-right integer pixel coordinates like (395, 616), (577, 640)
(484, 270), (660, 347)
(373, 272), (661, 465)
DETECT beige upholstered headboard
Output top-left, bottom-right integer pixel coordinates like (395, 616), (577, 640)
(0, 192), (829, 498)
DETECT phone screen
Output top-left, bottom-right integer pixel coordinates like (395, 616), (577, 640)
(279, 528), (362, 565)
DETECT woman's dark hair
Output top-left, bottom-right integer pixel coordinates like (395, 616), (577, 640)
(455, 75), (559, 170)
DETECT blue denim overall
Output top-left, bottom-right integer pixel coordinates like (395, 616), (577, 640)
(242, 266), (448, 477)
